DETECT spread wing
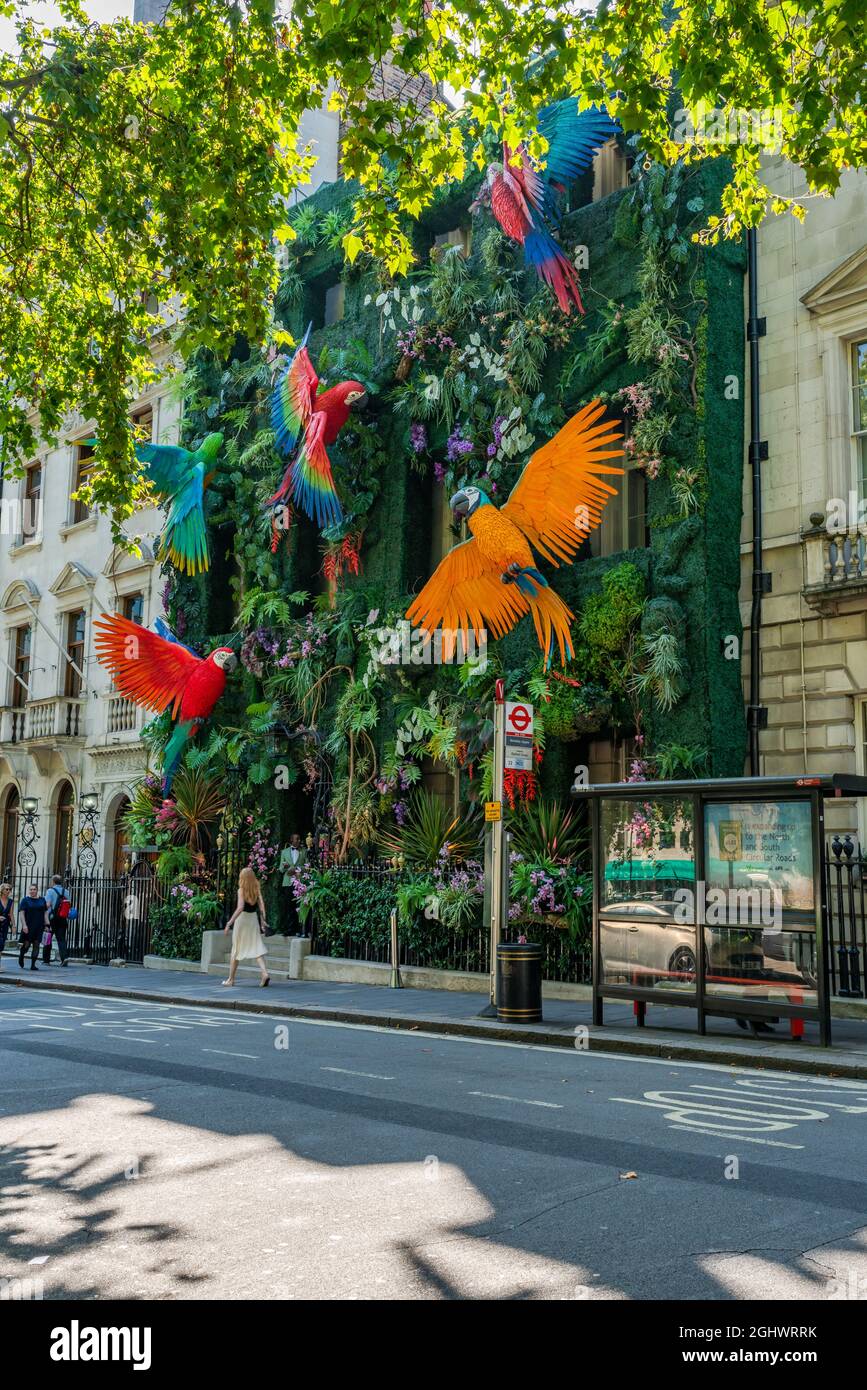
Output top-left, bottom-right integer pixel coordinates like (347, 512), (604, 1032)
(536, 101), (620, 216)
(94, 613), (200, 719)
(136, 442), (196, 496)
(271, 325), (317, 458)
(406, 537), (530, 654)
(501, 400), (623, 565)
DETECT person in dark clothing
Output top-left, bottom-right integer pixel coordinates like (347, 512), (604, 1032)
(18, 884), (48, 971)
(0, 883), (12, 970)
(44, 875), (70, 966)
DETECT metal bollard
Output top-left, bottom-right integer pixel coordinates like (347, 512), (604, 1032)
(390, 908), (403, 989)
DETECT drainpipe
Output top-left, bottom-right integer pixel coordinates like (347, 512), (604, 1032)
(747, 227), (771, 774)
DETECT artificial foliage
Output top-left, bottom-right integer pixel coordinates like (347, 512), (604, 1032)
(146, 141), (749, 885)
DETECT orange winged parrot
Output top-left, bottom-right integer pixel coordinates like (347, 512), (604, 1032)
(406, 401), (622, 666)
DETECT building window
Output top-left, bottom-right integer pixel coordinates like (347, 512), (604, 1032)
(592, 140), (630, 202)
(434, 228), (471, 258)
(72, 442), (96, 524)
(54, 781), (75, 875)
(324, 282), (345, 327)
(1, 787), (19, 879)
(22, 461), (42, 541)
(64, 610), (85, 698)
(11, 625), (30, 709)
(852, 340), (867, 498)
(131, 405), (154, 443)
(589, 458), (647, 558)
(121, 592), (144, 626)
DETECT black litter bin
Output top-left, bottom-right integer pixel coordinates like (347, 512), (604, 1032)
(497, 941), (543, 1023)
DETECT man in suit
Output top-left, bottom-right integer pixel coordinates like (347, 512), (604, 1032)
(278, 834), (308, 935)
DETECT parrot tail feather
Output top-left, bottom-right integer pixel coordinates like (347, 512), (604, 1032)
(523, 227), (584, 315)
(529, 586), (575, 669)
(162, 719), (198, 796)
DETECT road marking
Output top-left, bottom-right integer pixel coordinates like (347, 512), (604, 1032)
(106, 1034), (159, 1043)
(612, 1073), (867, 1138)
(469, 1091), (563, 1109)
(667, 1124), (804, 1150)
(28, 1024), (73, 1031)
(321, 1067), (394, 1081)
(202, 1049), (259, 1060)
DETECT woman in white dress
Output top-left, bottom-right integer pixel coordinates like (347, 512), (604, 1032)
(222, 866), (270, 987)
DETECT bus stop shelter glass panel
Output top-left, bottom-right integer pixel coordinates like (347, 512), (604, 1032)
(702, 800), (818, 1007)
(599, 795), (696, 993)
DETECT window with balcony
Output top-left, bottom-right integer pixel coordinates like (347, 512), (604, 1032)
(64, 610), (85, 698)
(11, 625), (30, 709)
(22, 462), (41, 542)
(72, 442), (96, 524)
(853, 340), (867, 497)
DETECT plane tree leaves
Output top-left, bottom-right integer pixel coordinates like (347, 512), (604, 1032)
(0, 0), (863, 528)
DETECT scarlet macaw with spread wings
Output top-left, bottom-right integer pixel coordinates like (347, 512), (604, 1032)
(269, 324), (367, 530)
(94, 614), (236, 793)
(406, 402), (622, 666)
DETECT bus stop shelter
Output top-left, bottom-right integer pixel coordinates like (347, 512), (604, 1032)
(575, 774), (867, 1047)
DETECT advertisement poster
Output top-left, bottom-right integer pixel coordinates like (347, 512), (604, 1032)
(704, 800), (814, 917)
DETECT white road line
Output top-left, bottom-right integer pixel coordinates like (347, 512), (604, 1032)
(202, 1049), (259, 1060)
(469, 1091), (564, 1109)
(28, 1024), (73, 1031)
(667, 1124), (804, 1150)
(106, 1035), (159, 1044)
(321, 1067), (394, 1081)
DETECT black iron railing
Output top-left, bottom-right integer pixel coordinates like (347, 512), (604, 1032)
(824, 835), (867, 999)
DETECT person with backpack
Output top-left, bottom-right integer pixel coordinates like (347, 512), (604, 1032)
(45, 875), (72, 967)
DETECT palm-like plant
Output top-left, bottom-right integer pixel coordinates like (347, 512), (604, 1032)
(379, 790), (480, 868)
(170, 768), (227, 853)
(508, 800), (587, 866)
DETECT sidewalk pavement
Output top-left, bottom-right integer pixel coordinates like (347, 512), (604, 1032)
(4, 957), (867, 1080)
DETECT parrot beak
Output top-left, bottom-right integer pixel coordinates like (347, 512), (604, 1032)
(223, 652), (238, 674)
(450, 490), (470, 519)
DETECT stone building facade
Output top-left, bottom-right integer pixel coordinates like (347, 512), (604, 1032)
(741, 160), (867, 836)
(0, 347), (180, 881)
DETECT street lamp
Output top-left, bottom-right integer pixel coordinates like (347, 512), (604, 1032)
(77, 791), (100, 877)
(17, 797), (40, 876)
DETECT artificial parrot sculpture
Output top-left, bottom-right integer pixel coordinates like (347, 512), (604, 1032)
(406, 401), (622, 666)
(137, 432), (223, 576)
(270, 324), (367, 530)
(472, 100), (619, 314)
(94, 613), (237, 793)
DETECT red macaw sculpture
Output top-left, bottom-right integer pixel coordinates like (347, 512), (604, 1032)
(473, 100), (619, 314)
(94, 614), (237, 793)
(270, 324), (367, 530)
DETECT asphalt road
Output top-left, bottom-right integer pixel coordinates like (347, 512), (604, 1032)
(2, 984), (867, 1301)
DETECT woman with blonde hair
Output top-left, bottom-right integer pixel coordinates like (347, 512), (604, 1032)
(223, 866), (270, 987)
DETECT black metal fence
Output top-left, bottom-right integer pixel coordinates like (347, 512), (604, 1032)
(824, 836), (867, 998)
(307, 862), (592, 984)
(4, 869), (159, 966)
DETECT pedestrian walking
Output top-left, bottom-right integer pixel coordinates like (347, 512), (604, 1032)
(0, 883), (13, 970)
(222, 866), (270, 988)
(44, 874), (71, 966)
(17, 883), (48, 972)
